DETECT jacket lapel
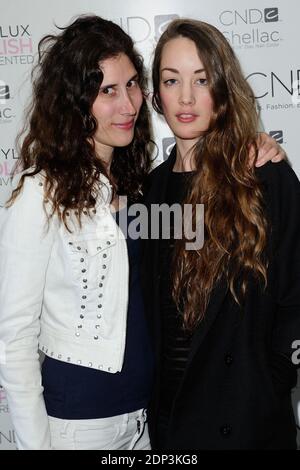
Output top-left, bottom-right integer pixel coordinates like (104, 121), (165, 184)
(186, 278), (229, 369)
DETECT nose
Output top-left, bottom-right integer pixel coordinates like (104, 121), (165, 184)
(179, 83), (195, 106)
(120, 90), (137, 116)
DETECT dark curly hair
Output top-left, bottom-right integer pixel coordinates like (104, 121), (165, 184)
(9, 15), (153, 226)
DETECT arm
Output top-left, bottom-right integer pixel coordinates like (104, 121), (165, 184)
(0, 175), (57, 449)
(269, 163), (300, 391)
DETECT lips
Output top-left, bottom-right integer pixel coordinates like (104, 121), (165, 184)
(176, 113), (198, 123)
(112, 120), (134, 130)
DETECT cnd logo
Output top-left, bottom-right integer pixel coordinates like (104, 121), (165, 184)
(264, 8), (279, 23)
(269, 130), (283, 144)
(0, 81), (10, 104)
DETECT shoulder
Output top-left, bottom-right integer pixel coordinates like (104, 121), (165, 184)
(7, 169), (46, 204)
(256, 160), (300, 207)
(150, 159), (169, 178)
(256, 160), (300, 231)
(144, 159), (169, 189)
(0, 169), (51, 225)
(256, 160), (300, 192)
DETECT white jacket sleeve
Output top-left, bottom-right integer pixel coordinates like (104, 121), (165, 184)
(0, 175), (57, 449)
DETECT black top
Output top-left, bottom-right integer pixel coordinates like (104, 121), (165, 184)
(158, 170), (195, 424)
(42, 206), (154, 419)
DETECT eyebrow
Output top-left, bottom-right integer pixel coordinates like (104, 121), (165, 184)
(100, 73), (139, 90)
(160, 67), (205, 74)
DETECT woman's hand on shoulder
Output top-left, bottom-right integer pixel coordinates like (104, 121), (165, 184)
(249, 132), (286, 168)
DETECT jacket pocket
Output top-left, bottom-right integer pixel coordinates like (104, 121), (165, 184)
(67, 233), (116, 256)
(66, 234), (117, 303)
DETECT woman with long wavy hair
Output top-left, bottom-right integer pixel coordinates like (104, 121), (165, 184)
(141, 19), (300, 449)
(0, 15), (155, 450)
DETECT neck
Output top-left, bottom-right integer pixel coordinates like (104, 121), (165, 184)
(173, 139), (196, 172)
(94, 141), (114, 175)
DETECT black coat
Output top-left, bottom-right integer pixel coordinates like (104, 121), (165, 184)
(141, 147), (300, 449)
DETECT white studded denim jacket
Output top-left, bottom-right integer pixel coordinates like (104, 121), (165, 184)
(0, 172), (129, 449)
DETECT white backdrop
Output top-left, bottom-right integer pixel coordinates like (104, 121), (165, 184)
(0, 0), (299, 449)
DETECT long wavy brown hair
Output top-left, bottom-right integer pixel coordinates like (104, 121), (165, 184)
(152, 19), (268, 331)
(9, 15), (153, 226)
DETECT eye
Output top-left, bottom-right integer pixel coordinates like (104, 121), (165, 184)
(127, 79), (139, 89)
(196, 77), (208, 86)
(101, 86), (115, 96)
(163, 78), (178, 86)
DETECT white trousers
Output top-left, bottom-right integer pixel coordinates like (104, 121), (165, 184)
(48, 408), (150, 450)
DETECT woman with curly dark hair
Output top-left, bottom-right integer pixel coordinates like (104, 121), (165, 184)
(0, 15), (154, 450)
(142, 19), (300, 449)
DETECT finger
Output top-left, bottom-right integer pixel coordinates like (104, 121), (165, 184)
(271, 149), (286, 162)
(257, 142), (271, 159)
(256, 147), (278, 166)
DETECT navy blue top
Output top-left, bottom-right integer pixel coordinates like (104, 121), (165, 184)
(42, 205), (154, 419)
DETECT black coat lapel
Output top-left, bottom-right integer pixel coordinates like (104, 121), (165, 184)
(187, 278), (229, 368)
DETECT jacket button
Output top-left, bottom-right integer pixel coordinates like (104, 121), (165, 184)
(220, 424), (232, 437)
(224, 353), (233, 365)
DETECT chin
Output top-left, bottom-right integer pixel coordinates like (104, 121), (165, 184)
(175, 132), (200, 140)
(115, 137), (134, 147)
(174, 127), (206, 141)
